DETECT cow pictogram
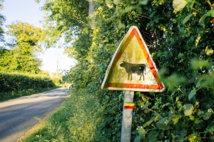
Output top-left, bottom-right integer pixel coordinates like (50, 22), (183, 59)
(120, 61), (146, 81)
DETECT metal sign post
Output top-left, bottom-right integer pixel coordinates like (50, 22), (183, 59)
(121, 91), (134, 142)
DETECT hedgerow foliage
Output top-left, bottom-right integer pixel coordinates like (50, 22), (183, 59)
(41, 0), (214, 141)
(0, 72), (55, 92)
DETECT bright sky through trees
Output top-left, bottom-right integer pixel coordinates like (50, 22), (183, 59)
(1, 0), (76, 73)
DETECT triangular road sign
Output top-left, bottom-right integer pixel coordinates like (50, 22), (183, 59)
(101, 26), (165, 92)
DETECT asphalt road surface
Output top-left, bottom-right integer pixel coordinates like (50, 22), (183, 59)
(0, 88), (68, 142)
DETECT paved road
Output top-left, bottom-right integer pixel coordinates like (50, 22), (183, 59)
(0, 88), (68, 142)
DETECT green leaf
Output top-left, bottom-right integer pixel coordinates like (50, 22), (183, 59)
(199, 14), (208, 26)
(134, 135), (143, 142)
(182, 13), (193, 24)
(138, 127), (146, 136)
(156, 117), (169, 130)
(191, 58), (209, 70)
(165, 73), (186, 91)
(203, 112), (212, 120)
(196, 80), (201, 88)
(197, 110), (204, 116)
(140, 0), (148, 5)
(199, 10), (214, 26)
(143, 120), (153, 128)
(183, 104), (194, 116)
(203, 109), (213, 120)
(142, 102), (151, 109)
(205, 125), (214, 134)
(207, 10), (214, 17)
(152, 104), (159, 109)
(172, 115), (182, 124)
(147, 131), (158, 142)
(173, 0), (187, 13)
(154, 113), (161, 122)
(180, 129), (187, 137)
(188, 88), (196, 100)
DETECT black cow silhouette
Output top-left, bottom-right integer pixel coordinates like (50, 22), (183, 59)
(120, 61), (146, 80)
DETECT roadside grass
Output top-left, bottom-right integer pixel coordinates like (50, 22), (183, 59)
(21, 88), (108, 142)
(0, 87), (58, 102)
(18, 116), (47, 142)
(18, 99), (69, 142)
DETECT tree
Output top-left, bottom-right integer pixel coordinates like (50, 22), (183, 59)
(0, 49), (17, 71)
(0, 22), (43, 73)
(36, 0), (89, 48)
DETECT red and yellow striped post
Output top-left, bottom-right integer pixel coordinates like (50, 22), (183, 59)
(121, 91), (134, 142)
(124, 102), (135, 109)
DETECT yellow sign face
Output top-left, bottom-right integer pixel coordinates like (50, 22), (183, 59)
(101, 26), (165, 92)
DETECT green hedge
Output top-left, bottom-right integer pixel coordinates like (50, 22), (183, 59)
(0, 72), (56, 92)
(66, 1), (214, 141)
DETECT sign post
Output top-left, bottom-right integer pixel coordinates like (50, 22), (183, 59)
(121, 91), (134, 142)
(101, 26), (165, 141)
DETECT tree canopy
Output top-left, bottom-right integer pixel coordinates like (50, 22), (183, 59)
(35, 0), (89, 48)
(0, 22), (43, 73)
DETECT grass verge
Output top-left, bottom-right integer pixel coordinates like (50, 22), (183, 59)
(20, 88), (108, 142)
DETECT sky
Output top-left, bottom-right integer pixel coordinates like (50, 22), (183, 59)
(1, 0), (76, 73)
